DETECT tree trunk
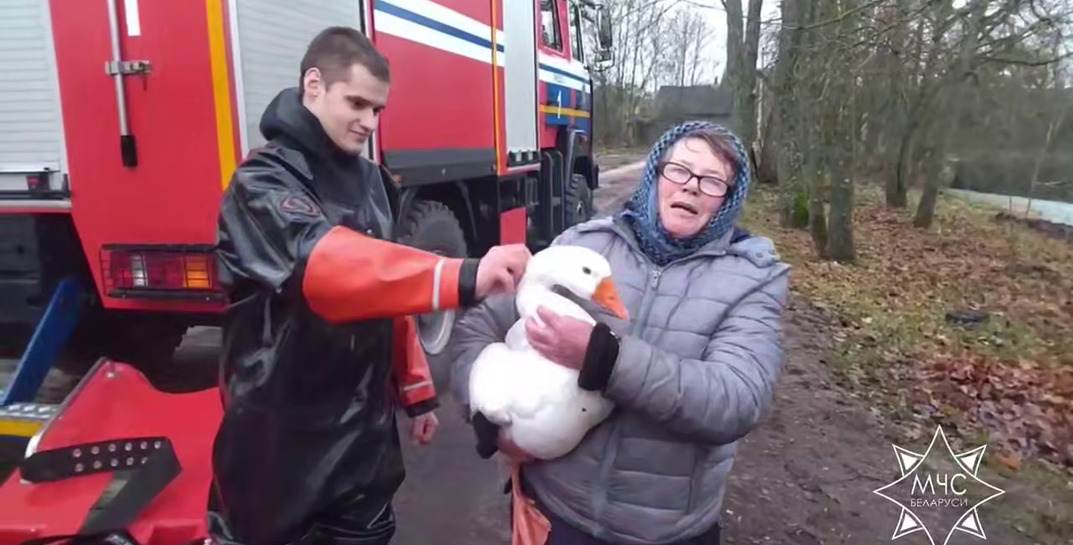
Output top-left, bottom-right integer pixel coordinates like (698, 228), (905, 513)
(1025, 102), (1068, 217)
(828, 16), (857, 262)
(887, 122), (914, 207)
(913, 147), (947, 228)
(725, 0), (742, 122)
(732, 0), (764, 148)
(827, 159), (856, 261)
(883, 0), (911, 208)
(757, 102), (779, 184)
(802, 7), (828, 249)
(914, 0), (987, 228)
(800, 80), (826, 253)
(773, 0), (806, 225)
(894, 4), (939, 207)
(807, 155), (829, 258)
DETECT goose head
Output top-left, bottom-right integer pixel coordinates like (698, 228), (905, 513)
(520, 245), (629, 320)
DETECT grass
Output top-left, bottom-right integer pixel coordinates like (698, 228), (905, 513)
(740, 184), (1073, 371)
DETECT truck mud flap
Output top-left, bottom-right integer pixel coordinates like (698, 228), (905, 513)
(0, 360), (222, 545)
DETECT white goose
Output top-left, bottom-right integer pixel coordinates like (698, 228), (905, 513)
(468, 245), (630, 460)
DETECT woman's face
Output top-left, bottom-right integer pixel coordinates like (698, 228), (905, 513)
(657, 137), (734, 239)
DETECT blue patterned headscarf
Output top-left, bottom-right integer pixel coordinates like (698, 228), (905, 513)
(619, 121), (751, 266)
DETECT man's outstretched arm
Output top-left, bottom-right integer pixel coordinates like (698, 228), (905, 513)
(217, 171), (528, 323)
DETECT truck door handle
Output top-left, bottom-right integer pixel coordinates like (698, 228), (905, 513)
(104, 0), (147, 167)
(105, 60), (152, 76)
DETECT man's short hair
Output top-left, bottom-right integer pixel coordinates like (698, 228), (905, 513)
(299, 26), (390, 92)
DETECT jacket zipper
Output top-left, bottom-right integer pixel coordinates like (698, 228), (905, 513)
(592, 264), (660, 534)
(586, 220), (733, 534)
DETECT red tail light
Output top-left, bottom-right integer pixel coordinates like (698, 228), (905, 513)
(102, 247), (220, 297)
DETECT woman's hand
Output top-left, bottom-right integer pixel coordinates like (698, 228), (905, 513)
(525, 307), (594, 370)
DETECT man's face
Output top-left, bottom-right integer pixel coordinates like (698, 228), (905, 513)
(302, 63), (389, 155)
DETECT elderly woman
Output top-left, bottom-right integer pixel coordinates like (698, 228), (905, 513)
(450, 122), (790, 545)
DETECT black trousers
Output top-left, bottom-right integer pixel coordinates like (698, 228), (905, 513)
(208, 490), (396, 545)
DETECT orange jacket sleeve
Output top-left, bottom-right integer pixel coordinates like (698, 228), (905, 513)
(392, 315), (437, 416)
(302, 226), (479, 324)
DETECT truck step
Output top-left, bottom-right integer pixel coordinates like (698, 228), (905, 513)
(0, 402), (57, 438)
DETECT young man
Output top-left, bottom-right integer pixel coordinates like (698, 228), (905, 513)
(209, 27), (530, 545)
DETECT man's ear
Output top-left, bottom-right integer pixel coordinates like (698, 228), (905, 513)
(302, 67), (323, 98)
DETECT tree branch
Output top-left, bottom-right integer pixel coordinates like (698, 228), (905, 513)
(784, 0), (890, 30)
(978, 50), (1073, 66)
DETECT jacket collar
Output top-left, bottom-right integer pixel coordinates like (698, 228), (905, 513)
(572, 216), (778, 268)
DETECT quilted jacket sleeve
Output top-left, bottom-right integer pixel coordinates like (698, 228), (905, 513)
(448, 294), (518, 407)
(604, 266), (790, 445)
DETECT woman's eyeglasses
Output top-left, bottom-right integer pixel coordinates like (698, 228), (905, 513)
(658, 162), (731, 197)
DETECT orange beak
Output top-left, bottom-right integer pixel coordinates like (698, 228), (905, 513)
(592, 278), (629, 320)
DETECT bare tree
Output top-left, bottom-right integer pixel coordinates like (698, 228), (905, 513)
(771, 0), (810, 227)
(754, 0), (1071, 260)
(725, 0), (765, 150)
(914, 0), (988, 229)
(881, 0), (911, 207)
(595, 0), (680, 146)
(667, 8), (711, 87)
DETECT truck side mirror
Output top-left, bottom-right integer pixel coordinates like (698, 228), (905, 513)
(596, 5), (612, 50)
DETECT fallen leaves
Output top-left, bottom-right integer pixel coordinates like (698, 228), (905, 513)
(742, 185), (1073, 470)
(914, 354), (1073, 469)
(996, 451), (1022, 471)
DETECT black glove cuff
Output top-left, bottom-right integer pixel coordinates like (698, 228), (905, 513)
(405, 398), (439, 418)
(578, 323), (619, 392)
(459, 258), (480, 307)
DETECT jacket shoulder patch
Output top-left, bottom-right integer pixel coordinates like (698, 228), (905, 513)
(279, 195), (321, 217)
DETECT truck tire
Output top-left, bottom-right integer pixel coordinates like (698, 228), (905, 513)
(62, 312), (211, 392)
(565, 173), (593, 227)
(0, 326), (30, 359)
(397, 200), (468, 358)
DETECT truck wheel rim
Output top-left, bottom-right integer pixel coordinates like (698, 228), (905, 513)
(415, 246), (457, 355)
(417, 309), (454, 355)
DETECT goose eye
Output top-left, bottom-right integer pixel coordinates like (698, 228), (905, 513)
(582, 267), (592, 275)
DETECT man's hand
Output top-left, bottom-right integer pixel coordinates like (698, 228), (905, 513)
(526, 307), (594, 370)
(475, 244), (531, 300)
(410, 411), (439, 446)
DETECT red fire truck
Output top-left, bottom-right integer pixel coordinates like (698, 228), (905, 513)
(0, 0), (612, 393)
(0, 0), (612, 542)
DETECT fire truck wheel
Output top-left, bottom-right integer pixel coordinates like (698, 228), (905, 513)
(61, 314), (206, 391)
(565, 173), (593, 227)
(397, 200), (468, 359)
(0, 326), (31, 359)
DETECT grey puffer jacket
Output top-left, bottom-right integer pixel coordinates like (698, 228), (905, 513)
(450, 215), (790, 545)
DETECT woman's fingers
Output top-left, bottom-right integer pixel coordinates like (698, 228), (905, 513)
(536, 306), (561, 328)
(525, 317), (547, 344)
